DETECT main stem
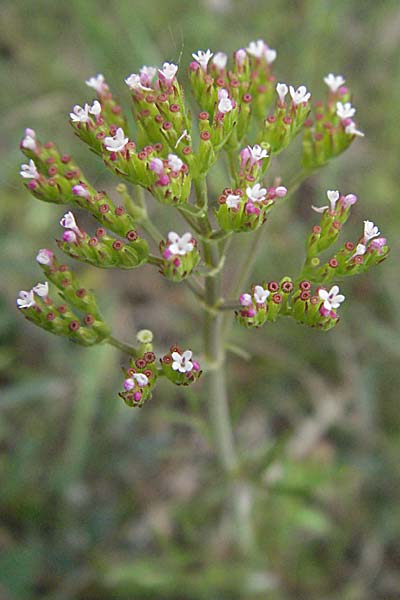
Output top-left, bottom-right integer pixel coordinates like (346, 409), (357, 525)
(198, 175), (255, 556)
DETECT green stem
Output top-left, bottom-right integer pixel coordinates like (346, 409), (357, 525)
(107, 336), (139, 357)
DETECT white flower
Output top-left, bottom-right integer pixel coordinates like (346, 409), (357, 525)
(104, 127), (129, 152)
(351, 243), (367, 259)
(312, 189), (340, 213)
(89, 100), (102, 116)
(246, 39), (266, 58)
(134, 373), (149, 387)
(32, 282), (49, 297)
(168, 232), (194, 256)
(318, 285), (345, 311)
(70, 104), (90, 123)
(217, 88), (233, 113)
(364, 220), (380, 242)
(167, 154), (183, 172)
(324, 73), (345, 92)
(212, 52), (227, 70)
(60, 211), (79, 232)
(125, 73), (152, 91)
(289, 85), (311, 105)
(139, 65), (157, 82)
(276, 82), (288, 103)
(226, 194), (241, 209)
(85, 74), (106, 93)
(345, 121), (365, 137)
(17, 289), (36, 309)
(20, 159), (39, 180)
(246, 183), (267, 203)
(159, 62), (178, 81)
(254, 285), (270, 304)
(248, 144), (269, 163)
(192, 49), (213, 70)
(36, 249), (54, 265)
(336, 101), (356, 120)
(171, 350), (193, 373)
(22, 128), (37, 151)
(264, 47), (277, 64)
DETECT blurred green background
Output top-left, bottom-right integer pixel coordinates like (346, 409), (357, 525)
(1, 0), (400, 598)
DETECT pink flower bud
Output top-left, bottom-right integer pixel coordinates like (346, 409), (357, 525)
(240, 146), (251, 168)
(133, 391), (142, 402)
(150, 158), (164, 174)
(192, 360), (200, 371)
(163, 248), (173, 259)
(275, 186), (288, 197)
(369, 237), (387, 251)
(173, 257), (181, 267)
(235, 48), (247, 68)
(240, 293), (253, 307)
(245, 202), (257, 215)
(189, 61), (200, 71)
(62, 230), (77, 243)
(72, 184), (90, 199)
(246, 308), (256, 318)
(36, 248), (54, 265)
(342, 193), (357, 208)
(158, 174), (170, 186)
(124, 378), (135, 391)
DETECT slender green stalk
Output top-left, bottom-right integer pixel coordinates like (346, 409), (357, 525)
(107, 336), (139, 357)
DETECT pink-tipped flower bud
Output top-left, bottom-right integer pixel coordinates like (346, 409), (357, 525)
(72, 183), (91, 199)
(189, 61), (200, 71)
(342, 193), (357, 208)
(369, 237), (387, 251)
(173, 257), (181, 267)
(240, 146), (251, 168)
(133, 391), (142, 402)
(235, 48), (247, 68)
(275, 186), (288, 197)
(240, 293), (253, 307)
(246, 308), (256, 318)
(163, 248), (173, 259)
(124, 378), (135, 391)
(62, 230), (77, 243)
(158, 174), (170, 186)
(192, 360), (200, 371)
(150, 158), (164, 174)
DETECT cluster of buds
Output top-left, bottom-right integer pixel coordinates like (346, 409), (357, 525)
(302, 73), (364, 169)
(120, 352), (159, 407)
(17, 40), (387, 409)
(57, 211), (149, 269)
(260, 82), (311, 153)
(291, 281), (345, 331)
(17, 249), (110, 345)
(159, 231), (200, 282)
(236, 277), (294, 327)
(216, 182), (287, 233)
(20, 130), (89, 205)
(161, 346), (202, 386)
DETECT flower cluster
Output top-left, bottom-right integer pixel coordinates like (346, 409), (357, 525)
(17, 40), (388, 407)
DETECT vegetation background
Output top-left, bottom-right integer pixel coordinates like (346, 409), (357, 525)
(1, 0), (399, 598)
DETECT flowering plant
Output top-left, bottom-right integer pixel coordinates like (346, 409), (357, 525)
(17, 40), (388, 554)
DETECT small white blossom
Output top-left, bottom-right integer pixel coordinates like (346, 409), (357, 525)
(104, 127), (129, 152)
(226, 194), (241, 209)
(20, 159), (39, 180)
(264, 47), (277, 64)
(324, 73), (345, 92)
(318, 285), (345, 312)
(60, 211), (79, 232)
(134, 373), (149, 387)
(351, 243), (367, 259)
(246, 183), (267, 203)
(32, 282), (49, 297)
(139, 65), (157, 82)
(345, 121), (365, 137)
(192, 49), (213, 70)
(312, 189), (340, 213)
(125, 73), (152, 91)
(36, 249), (54, 265)
(217, 88), (233, 114)
(254, 285), (270, 304)
(159, 62), (178, 81)
(336, 101), (356, 120)
(167, 154), (183, 172)
(22, 128), (37, 151)
(246, 39), (265, 58)
(168, 232), (194, 256)
(17, 289), (36, 309)
(85, 74), (106, 93)
(276, 82), (288, 103)
(248, 144), (269, 163)
(212, 52), (227, 70)
(171, 350), (193, 373)
(289, 85), (311, 105)
(70, 104), (90, 123)
(364, 220), (380, 242)
(89, 100), (102, 116)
